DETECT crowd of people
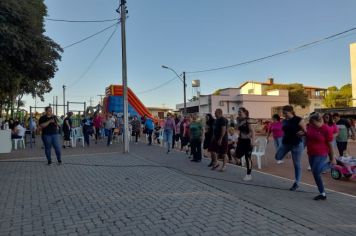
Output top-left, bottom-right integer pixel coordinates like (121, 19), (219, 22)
(2, 104), (356, 201)
(155, 105), (356, 201)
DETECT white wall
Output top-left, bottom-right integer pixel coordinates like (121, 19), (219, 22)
(351, 43), (356, 107)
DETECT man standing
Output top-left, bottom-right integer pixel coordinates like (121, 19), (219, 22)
(104, 113), (115, 146)
(39, 107), (62, 165)
(210, 109), (228, 171)
(333, 113), (356, 156)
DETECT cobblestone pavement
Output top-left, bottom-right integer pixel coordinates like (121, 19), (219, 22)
(0, 143), (355, 235)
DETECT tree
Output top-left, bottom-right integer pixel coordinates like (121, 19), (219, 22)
(189, 96), (198, 102)
(323, 84), (352, 108)
(268, 83), (311, 107)
(0, 0), (62, 117)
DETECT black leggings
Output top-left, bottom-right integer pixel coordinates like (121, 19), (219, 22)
(95, 127), (100, 141)
(336, 141), (347, 157)
(235, 138), (253, 175)
(133, 131), (140, 142)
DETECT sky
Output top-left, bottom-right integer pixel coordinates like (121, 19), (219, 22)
(25, 0), (356, 113)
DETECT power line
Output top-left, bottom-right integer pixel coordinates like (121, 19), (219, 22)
(186, 27), (356, 74)
(137, 76), (180, 94)
(46, 18), (118, 23)
(68, 25), (119, 89)
(63, 22), (120, 49)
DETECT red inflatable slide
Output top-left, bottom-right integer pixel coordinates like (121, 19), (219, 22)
(105, 85), (155, 120)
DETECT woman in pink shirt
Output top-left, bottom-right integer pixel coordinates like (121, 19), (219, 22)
(306, 112), (336, 201)
(266, 114), (284, 153)
(322, 113), (339, 146)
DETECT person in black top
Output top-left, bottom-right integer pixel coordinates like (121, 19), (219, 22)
(210, 109), (228, 171)
(275, 105), (306, 191)
(235, 107), (255, 181)
(204, 114), (215, 165)
(39, 106), (61, 165)
(62, 112), (73, 148)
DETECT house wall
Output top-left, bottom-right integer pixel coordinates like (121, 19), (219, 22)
(240, 82), (263, 95)
(239, 93), (289, 119)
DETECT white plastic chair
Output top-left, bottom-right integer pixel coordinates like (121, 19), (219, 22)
(72, 127), (85, 147)
(12, 137), (25, 150)
(252, 137), (268, 169)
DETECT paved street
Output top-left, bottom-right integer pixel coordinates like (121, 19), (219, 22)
(1, 143), (356, 235)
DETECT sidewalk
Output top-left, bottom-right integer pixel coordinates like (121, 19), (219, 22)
(0, 142), (355, 235)
(2, 136), (355, 196)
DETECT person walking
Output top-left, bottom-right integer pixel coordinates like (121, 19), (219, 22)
(144, 116), (154, 145)
(306, 112), (336, 200)
(332, 113), (356, 156)
(130, 116), (141, 144)
(275, 105), (307, 191)
(39, 107), (62, 165)
(81, 115), (93, 147)
(104, 113), (115, 146)
(204, 114), (215, 165)
(163, 113), (176, 154)
(93, 112), (102, 144)
(227, 127), (238, 163)
(62, 112), (73, 148)
(266, 114), (284, 153)
(235, 107), (255, 181)
(210, 109), (228, 172)
(189, 114), (203, 162)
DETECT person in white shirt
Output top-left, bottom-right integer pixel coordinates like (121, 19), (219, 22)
(11, 121), (26, 139)
(227, 127), (238, 162)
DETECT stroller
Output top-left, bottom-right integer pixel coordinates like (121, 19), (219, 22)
(331, 156), (356, 180)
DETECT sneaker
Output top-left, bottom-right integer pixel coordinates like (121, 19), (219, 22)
(211, 164), (220, 170)
(289, 183), (299, 191)
(58, 160), (62, 165)
(47, 161), (52, 165)
(243, 174), (252, 181)
(276, 160), (284, 164)
(62, 145), (66, 149)
(313, 194), (327, 201)
(167, 150), (170, 154)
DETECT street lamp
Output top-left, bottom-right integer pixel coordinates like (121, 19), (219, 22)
(161, 65), (187, 115)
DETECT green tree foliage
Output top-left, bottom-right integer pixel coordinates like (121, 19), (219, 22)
(323, 84), (352, 108)
(268, 83), (311, 107)
(0, 0), (62, 117)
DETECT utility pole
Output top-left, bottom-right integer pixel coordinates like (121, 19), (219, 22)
(183, 72), (187, 115)
(56, 96), (58, 115)
(89, 97), (94, 107)
(52, 96), (55, 111)
(118, 0), (129, 153)
(97, 94), (105, 105)
(62, 85), (66, 115)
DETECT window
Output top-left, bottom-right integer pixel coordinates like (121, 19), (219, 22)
(219, 101), (224, 106)
(232, 107), (235, 111)
(248, 89), (254, 94)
